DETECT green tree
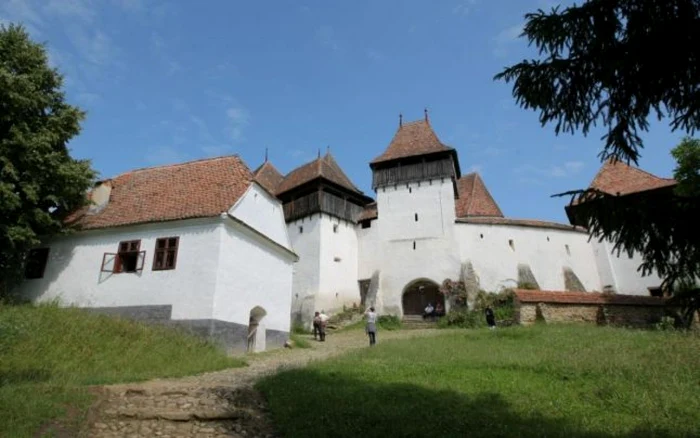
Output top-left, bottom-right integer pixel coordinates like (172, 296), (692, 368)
(0, 24), (95, 297)
(495, 1), (700, 327)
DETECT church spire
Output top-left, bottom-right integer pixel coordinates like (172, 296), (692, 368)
(264, 147), (268, 162)
(399, 113), (403, 128)
(424, 107), (429, 123)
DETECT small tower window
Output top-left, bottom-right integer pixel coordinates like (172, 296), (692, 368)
(408, 187), (412, 193)
(299, 226), (304, 234)
(480, 234), (484, 239)
(565, 244), (570, 255)
(333, 224), (339, 233)
(413, 241), (416, 250)
(414, 213), (418, 222)
(508, 239), (515, 251)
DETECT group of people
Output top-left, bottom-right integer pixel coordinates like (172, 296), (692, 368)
(311, 307), (379, 346)
(312, 303), (495, 347)
(422, 302), (445, 320)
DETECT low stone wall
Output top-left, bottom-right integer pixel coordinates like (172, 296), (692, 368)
(513, 289), (668, 328)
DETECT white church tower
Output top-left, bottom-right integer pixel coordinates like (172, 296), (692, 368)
(254, 152), (373, 325)
(363, 111), (463, 316)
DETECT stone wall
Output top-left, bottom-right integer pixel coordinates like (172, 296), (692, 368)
(513, 289), (668, 328)
(517, 302), (665, 327)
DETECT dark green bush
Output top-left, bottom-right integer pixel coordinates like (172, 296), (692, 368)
(377, 315), (402, 330)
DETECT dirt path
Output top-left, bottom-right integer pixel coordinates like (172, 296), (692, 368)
(85, 328), (442, 438)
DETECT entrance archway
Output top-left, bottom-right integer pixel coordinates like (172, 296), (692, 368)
(402, 279), (443, 316)
(247, 306), (267, 353)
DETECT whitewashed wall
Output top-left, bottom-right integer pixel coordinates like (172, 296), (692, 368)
(456, 223), (603, 292)
(357, 219), (380, 280)
(213, 219), (294, 334)
(17, 218), (223, 319)
(373, 180), (460, 315)
(593, 239), (663, 295)
(229, 183), (291, 250)
(317, 215), (360, 313)
(287, 215), (321, 322)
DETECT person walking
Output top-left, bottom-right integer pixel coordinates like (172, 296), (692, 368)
(312, 311), (323, 341)
(365, 306), (378, 346)
(485, 306), (496, 330)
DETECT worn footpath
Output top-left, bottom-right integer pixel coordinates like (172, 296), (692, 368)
(85, 328), (442, 438)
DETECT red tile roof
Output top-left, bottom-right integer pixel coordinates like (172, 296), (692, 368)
(455, 173), (503, 218)
(370, 119), (454, 164)
(513, 289), (667, 306)
(252, 161), (283, 193)
(276, 153), (363, 196)
(456, 217), (587, 232)
(359, 202), (378, 221)
(67, 156), (252, 230)
(588, 159), (676, 196)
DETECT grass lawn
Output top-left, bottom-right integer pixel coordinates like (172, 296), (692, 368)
(0, 303), (245, 437)
(257, 325), (700, 437)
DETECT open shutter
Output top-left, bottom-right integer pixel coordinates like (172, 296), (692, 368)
(136, 250), (146, 272)
(101, 253), (117, 272)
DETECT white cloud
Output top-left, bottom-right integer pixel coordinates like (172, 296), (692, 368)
(112, 0), (144, 13)
(77, 92), (101, 105)
(493, 23), (524, 58)
(171, 98), (188, 111)
(517, 160), (585, 181)
(146, 146), (188, 166)
(65, 27), (117, 67)
(453, 0), (478, 16)
(316, 25), (339, 51)
(201, 145), (233, 157)
(366, 48), (384, 61)
(226, 106), (250, 142)
(44, 0), (95, 23)
(1, 0), (43, 35)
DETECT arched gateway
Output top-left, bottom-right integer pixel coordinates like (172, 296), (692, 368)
(402, 279), (444, 316)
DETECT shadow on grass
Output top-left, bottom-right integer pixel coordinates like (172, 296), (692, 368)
(257, 369), (674, 438)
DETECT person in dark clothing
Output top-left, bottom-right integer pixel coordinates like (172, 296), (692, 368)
(313, 311), (323, 340)
(485, 306), (496, 329)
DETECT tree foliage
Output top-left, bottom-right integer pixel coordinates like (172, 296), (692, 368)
(0, 24), (95, 295)
(495, 0), (700, 164)
(495, 1), (700, 327)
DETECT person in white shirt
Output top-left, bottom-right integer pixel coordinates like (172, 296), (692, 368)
(423, 303), (435, 320)
(365, 306), (378, 346)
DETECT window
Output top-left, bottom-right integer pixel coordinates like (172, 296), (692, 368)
(361, 220), (371, 229)
(565, 244), (571, 256)
(153, 237), (179, 271)
(414, 213), (418, 222)
(413, 241), (416, 250)
(24, 248), (50, 279)
(102, 240), (145, 274)
(508, 239), (515, 251)
(333, 224), (339, 233)
(648, 287), (663, 297)
(299, 226), (304, 234)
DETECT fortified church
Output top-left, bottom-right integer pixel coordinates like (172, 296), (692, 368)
(253, 112), (668, 325)
(17, 111), (672, 352)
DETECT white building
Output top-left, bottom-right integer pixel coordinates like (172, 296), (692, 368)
(253, 114), (671, 324)
(18, 156), (298, 353)
(18, 113), (673, 338)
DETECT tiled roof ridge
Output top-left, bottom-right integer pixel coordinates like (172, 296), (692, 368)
(602, 158), (675, 182)
(111, 154), (247, 181)
(252, 160), (281, 175)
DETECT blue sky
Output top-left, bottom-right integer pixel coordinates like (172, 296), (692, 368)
(1, 0), (683, 223)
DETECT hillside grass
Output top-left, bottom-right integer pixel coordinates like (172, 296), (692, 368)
(257, 325), (700, 437)
(0, 303), (245, 437)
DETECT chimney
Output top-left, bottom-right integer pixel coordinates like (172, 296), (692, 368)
(88, 180), (112, 214)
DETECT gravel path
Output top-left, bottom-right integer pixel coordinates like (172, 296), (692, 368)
(85, 328), (443, 438)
